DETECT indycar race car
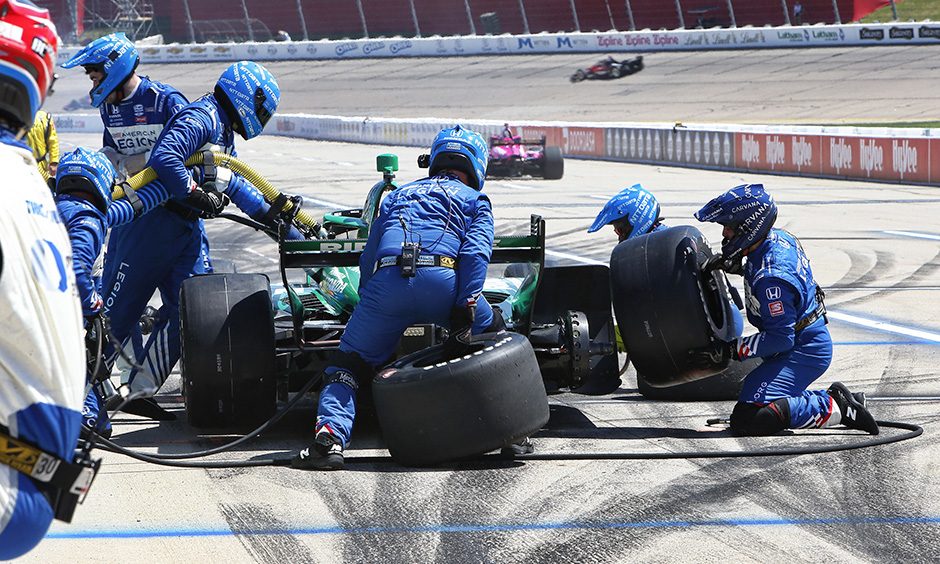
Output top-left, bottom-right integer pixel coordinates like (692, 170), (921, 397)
(172, 153), (746, 466)
(487, 131), (564, 180)
(570, 55), (644, 83)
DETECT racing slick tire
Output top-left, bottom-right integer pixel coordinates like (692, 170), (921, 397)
(570, 70), (586, 83)
(611, 65), (622, 78)
(610, 225), (739, 390)
(180, 273), (277, 428)
(628, 58), (644, 74)
(373, 332), (549, 467)
(541, 146), (564, 180)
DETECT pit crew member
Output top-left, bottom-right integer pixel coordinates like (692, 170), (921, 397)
(25, 109), (58, 182)
(292, 125), (507, 471)
(690, 184), (878, 436)
(100, 61), (282, 403)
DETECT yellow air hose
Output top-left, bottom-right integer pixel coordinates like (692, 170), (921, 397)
(111, 151), (321, 233)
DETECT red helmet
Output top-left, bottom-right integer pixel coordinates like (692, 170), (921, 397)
(0, 0), (59, 129)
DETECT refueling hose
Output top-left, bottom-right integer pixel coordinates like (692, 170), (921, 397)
(110, 151), (322, 234)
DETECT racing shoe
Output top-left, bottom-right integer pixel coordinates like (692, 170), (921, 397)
(828, 382), (879, 435)
(292, 430), (344, 471)
(500, 437), (535, 457)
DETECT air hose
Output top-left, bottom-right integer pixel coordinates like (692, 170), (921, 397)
(110, 151), (322, 234)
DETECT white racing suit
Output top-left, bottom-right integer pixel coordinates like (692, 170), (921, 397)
(0, 138), (85, 559)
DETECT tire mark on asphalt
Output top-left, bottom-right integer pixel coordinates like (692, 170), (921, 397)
(219, 502), (315, 564)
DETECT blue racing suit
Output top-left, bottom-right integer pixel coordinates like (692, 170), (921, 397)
(315, 172), (496, 447)
(55, 195), (112, 434)
(97, 76), (207, 393)
(731, 228), (833, 434)
(103, 93), (296, 395)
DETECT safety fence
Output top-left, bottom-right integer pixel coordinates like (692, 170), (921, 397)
(57, 21), (940, 64)
(55, 113), (939, 186)
(45, 0), (895, 44)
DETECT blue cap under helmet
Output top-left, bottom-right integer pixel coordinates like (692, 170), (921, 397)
(588, 184), (661, 240)
(56, 148), (115, 214)
(214, 61), (279, 140)
(694, 183), (777, 257)
(429, 125), (489, 191)
(61, 32), (139, 107)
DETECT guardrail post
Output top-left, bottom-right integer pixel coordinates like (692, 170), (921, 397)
(780, 0), (791, 25)
(726, 0), (738, 27)
(569, 0), (581, 31)
(624, 0), (636, 31)
(463, 0), (477, 34)
(519, 0), (531, 34)
(674, 0), (686, 28)
(831, 0), (841, 24)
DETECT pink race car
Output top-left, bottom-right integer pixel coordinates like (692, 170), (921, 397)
(487, 127), (564, 180)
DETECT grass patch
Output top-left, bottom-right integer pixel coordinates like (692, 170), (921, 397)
(858, 0), (940, 23)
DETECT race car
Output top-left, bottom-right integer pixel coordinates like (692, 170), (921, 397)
(570, 55), (644, 83)
(175, 153), (745, 465)
(486, 130), (564, 180)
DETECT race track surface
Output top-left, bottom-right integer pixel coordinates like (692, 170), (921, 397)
(51, 46), (940, 124)
(18, 48), (940, 563)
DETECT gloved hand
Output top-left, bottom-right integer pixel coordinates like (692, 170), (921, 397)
(687, 339), (739, 369)
(186, 186), (231, 218)
(444, 304), (476, 358)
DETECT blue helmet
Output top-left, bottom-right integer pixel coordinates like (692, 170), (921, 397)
(214, 61), (279, 140)
(56, 148), (115, 214)
(588, 184), (661, 240)
(694, 183), (777, 257)
(61, 32), (139, 107)
(428, 125), (488, 191)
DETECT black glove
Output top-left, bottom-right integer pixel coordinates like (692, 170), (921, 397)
(186, 186), (231, 218)
(444, 304), (476, 358)
(687, 339), (738, 369)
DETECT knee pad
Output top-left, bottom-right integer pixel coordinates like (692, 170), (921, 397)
(323, 350), (375, 391)
(730, 399), (790, 436)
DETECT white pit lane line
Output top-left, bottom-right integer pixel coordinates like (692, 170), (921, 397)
(883, 230), (940, 241)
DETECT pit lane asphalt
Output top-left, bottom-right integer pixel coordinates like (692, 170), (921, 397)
(18, 49), (940, 563)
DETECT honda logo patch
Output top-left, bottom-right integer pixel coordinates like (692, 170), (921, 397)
(766, 286), (781, 300)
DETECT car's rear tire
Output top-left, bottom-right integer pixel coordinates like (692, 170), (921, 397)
(180, 273), (277, 429)
(611, 65), (622, 78)
(571, 70), (585, 83)
(541, 146), (564, 180)
(372, 332), (549, 467)
(629, 58), (644, 73)
(610, 226), (738, 388)
(636, 356), (759, 401)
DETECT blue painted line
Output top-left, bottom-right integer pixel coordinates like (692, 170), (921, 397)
(48, 516), (940, 539)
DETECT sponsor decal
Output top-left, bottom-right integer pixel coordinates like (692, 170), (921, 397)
(859, 27), (884, 40)
(765, 135), (785, 168)
(0, 21), (23, 42)
(167, 47), (183, 54)
(684, 33), (706, 46)
(792, 136), (813, 170)
(336, 42), (358, 56)
(740, 30), (766, 44)
(777, 30), (806, 42)
(214, 46), (231, 53)
(829, 138), (852, 174)
(287, 44), (297, 54)
(711, 32), (735, 45)
(191, 46), (206, 53)
(741, 134), (760, 165)
(247, 45), (258, 55)
(892, 139), (918, 178)
(363, 41), (385, 54)
(859, 138), (883, 176)
(653, 34), (678, 46)
(811, 29), (842, 42)
(276, 119), (296, 132)
(768, 301), (784, 316)
(390, 40), (412, 54)
(889, 27), (914, 40)
(562, 127), (601, 156)
(766, 286), (781, 300)
(919, 26), (940, 39)
(267, 45), (277, 55)
(306, 44), (318, 54)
